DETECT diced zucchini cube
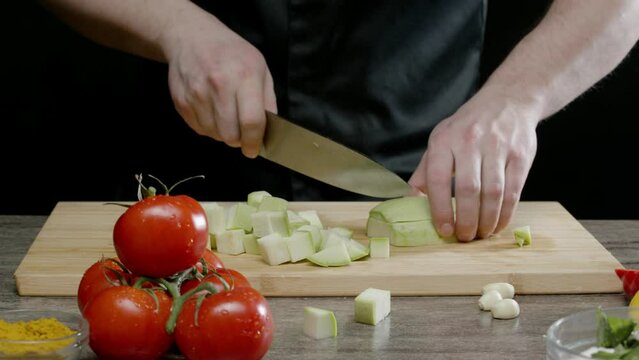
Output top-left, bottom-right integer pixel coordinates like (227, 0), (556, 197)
(242, 234), (261, 255)
(296, 224), (322, 251)
(354, 288), (391, 325)
(286, 231), (315, 262)
(202, 202), (227, 235)
(321, 232), (348, 251)
(303, 307), (337, 339)
(216, 229), (246, 255)
(258, 196), (288, 212)
(226, 203), (256, 233)
(307, 242), (351, 267)
(513, 225), (532, 247)
(247, 190), (272, 208)
(369, 237), (390, 258)
(257, 233), (290, 266)
(329, 227), (353, 239)
(287, 210), (310, 232)
(251, 211), (289, 237)
(346, 239), (369, 261)
(297, 210), (323, 228)
(209, 233), (217, 250)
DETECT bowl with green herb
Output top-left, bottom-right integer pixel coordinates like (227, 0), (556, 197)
(546, 306), (639, 359)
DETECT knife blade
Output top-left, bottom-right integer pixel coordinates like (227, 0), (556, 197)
(259, 111), (412, 198)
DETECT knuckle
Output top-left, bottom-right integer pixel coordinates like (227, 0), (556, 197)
(189, 82), (209, 101)
(428, 131), (448, 149)
(206, 71), (228, 92)
(240, 115), (263, 131)
(457, 179), (481, 197)
(503, 190), (521, 206)
(483, 181), (504, 199)
(463, 123), (483, 143)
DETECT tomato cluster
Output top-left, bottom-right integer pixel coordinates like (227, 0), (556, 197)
(77, 182), (274, 360)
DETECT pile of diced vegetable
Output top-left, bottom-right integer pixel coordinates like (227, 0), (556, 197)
(203, 191), (395, 267)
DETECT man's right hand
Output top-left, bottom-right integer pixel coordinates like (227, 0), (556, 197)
(162, 12), (277, 158)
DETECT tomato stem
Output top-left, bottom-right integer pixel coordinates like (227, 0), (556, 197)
(160, 278), (218, 334)
(166, 175), (205, 195)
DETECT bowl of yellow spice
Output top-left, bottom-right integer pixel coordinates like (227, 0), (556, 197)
(0, 309), (88, 359)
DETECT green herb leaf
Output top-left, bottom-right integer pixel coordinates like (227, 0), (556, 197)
(598, 308), (637, 348)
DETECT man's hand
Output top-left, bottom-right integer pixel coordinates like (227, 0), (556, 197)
(164, 15), (277, 158)
(411, 0), (639, 241)
(409, 94), (539, 242)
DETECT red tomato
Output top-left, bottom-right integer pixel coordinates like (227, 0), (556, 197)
(194, 249), (225, 274)
(181, 268), (251, 295)
(113, 195), (208, 278)
(616, 268), (639, 299)
(175, 287), (274, 360)
(77, 258), (128, 314)
(84, 286), (173, 360)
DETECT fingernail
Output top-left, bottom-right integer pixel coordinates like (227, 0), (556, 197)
(439, 223), (454, 237)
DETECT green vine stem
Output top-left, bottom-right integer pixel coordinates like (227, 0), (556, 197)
(160, 278), (218, 334)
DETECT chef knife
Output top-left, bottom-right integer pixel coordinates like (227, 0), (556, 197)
(259, 111), (412, 198)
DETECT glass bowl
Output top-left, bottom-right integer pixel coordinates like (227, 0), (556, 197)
(0, 309), (88, 360)
(546, 306), (639, 359)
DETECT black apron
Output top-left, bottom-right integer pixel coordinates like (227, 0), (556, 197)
(194, 0), (486, 200)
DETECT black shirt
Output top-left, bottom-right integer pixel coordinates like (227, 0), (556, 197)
(195, 0), (486, 200)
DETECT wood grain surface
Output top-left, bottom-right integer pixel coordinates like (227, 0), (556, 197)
(14, 201), (622, 297)
(1, 216), (634, 359)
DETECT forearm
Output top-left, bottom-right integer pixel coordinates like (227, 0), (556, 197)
(478, 0), (639, 120)
(40, 0), (219, 62)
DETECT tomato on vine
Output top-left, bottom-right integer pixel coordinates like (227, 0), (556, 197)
(84, 286), (174, 360)
(113, 175), (209, 278)
(175, 287), (274, 360)
(77, 257), (129, 314)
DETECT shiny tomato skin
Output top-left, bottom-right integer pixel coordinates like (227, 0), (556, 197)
(113, 195), (208, 278)
(84, 286), (173, 360)
(180, 268), (251, 295)
(77, 258), (128, 314)
(175, 287), (274, 360)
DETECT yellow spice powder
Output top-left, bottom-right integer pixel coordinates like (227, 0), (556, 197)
(0, 317), (76, 356)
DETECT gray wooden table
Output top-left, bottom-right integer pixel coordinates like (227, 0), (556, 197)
(1, 216), (635, 359)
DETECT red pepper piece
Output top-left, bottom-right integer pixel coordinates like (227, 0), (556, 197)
(616, 268), (639, 299)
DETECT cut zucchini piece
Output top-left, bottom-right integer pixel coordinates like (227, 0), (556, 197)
(209, 233), (217, 250)
(368, 217), (454, 247)
(258, 196), (288, 212)
(202, 202), (227, 235)
(303, 307), (337, 339)
(287, 210), (310, 232)
(286, 231), (315, 263)
(251, 211), (289, 237)
(247, 190), (272, 208)
(321, 232), (349, 251)
(369, 237), (390, 258)
(513, 225), (532, 247)
(242, 234), (260, 255)
(307, 242), (351, 267)
(369, 196), (432, 223)
(257, 233), (290, 265)
(327, 227), (353, 239)
(296, 224), (322, 251)
(297, 210), (323, 228)
(354, 288), (391, 325)
(216, 229), (246, 255)
(347, 239), (369, 261)
(226, 203), (256, 233)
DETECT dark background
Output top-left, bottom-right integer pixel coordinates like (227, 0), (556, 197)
(1, 1), (637, 218)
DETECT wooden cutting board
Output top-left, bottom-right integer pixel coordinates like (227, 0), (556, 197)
(14, 201), (622, 297)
